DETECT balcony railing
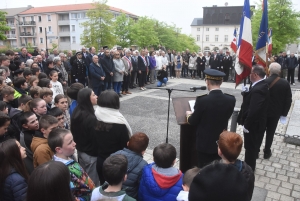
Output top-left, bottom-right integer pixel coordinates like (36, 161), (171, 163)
(18, 21), (36, 26)
(7, 24), (15, 28)
(58, 31), (70, 37)
(58, 20), (70, 25)
(5, 34), (16, 39)
(20, 32), (36, 37)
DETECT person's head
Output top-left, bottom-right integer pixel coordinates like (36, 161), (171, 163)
(38, 72), (47, 80)
(36, 55), (42, 63)
(20, 111), (39, 130)
(13, 77), (28, 90)
(269, 62), (281, 76)
(92, 55), (98, 63)
(250, 65), (266, 83)
(19, 61), (25, 69)
(18, 95), (33, 110)
(53, 57), (61, 66)
(29, 76), (39, 87)
(48, 128), (76, 158)
(21, 47), (27, 56)
(90, 47), (96, 54)
(48, 107), (64, 128)
(97, 90), (119, 109)
(5, 50), (15, 60)
(0, 101), (8, 114)
(114, 51), (120, 59)
(282, 52), (286, 57)
(54, 94), (68, 112)
(53, 49), (59, 55)
(103, 154), (128, 186)
(0, 112), (10, 135)
(0, 139), (28, 191)
(31, 62), (39, 69)
(104, 49), (110, 57)
(27, 98), (47, 116)
(217, 131), (243, 163)
(0, 76), (5, 89)
(39, 115), (58, 138)
(0, 66), (10, 77)
(291, 53), (294, 57)
(26, 161), (73, 201)
(73, 88), (95, 117)
(38, 78), (51, 88)
(46, 59), (54, 69)
(39, 87), (53, 104)
(13, 69), (24, 78)
(23, 69), (33, 81)
(127, 132), (149, 155)
(29, 86), (41, 99)
(0, 86), (15, 101)
(76, 52), (82, 59)
(66, 83), (84, 100)
(204, 69), (224, 90)
(182, 167), (201, 191)
(40, 51), (46, 59)
(49, 70), (58, 82)
(31, 67), (41, 76)
(0, 56), (10, 67)
(153, 143), (176, 168)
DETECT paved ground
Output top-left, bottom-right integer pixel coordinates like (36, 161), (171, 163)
(119, 77), (300, 201)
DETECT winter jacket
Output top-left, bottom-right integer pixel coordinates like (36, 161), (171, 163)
(157, 70), (168, 82)
(31, 136), (53, 168)
(20, 130), (34, 175)
(112, 148), (148, 199)
(287, 56), (298, 69)
(0, 169), (27, 201)
(138, 163), (183, 201)
(13, 87), (28, 99)
(91, 183), (136, 201)
(113, 59), (125, 82)
(7, 108), (23, 141)
(188, 56), (197, 70)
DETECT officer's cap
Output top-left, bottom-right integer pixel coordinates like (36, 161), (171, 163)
(204, 69), (225, 81)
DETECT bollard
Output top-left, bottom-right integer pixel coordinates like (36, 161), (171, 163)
(230, 108), (240, 132)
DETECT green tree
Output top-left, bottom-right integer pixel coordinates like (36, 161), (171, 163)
(251, 0), (300, 53)
(80, 0), (115, 49)
(113, 13), (134, 48)
(0, 11), (10, 40)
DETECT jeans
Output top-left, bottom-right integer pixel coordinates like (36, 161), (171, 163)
(93, 85), (104, 96)
(157, 77), (168, 87)
(113, 82), (122, 94)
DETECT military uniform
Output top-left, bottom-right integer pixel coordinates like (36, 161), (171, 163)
(71, 52), (87, 85)
(187, 69), (236, 168)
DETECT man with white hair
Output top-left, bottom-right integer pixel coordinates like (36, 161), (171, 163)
(37, 55), (46, 72)
(48, 49), (59, 60)
(260, 62), (292, 159)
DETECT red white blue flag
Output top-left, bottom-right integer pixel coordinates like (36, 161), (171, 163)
(231, 28), (237, 53)
(268, 28), (272, 53)
(235, 0), (253, 86)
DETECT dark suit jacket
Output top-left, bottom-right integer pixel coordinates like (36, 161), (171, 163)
(223, 56), (232, 69)
(38, 61), (47, 72)
(238, 80), (269, 131)
(89, 62), (105, 87)
(187, 90), (236, 153)
(209, 55), (220, 69)
(137, 56), (147, 71)
(265, 74), (292, 117)
(100, 55), (115, 83)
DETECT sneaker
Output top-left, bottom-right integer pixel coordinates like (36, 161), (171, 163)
(126, 91), (132, 94)
(293, 83), (295, 86)
(118, 94), (122, 97)
(140, 87), (144, 90)
(143, 87), (147, 90)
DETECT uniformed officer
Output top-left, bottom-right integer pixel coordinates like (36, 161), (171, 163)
(186, 69), (236, 168)
(71, 51), (87, 85)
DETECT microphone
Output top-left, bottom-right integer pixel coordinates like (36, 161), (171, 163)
(190, 86), (207, 91)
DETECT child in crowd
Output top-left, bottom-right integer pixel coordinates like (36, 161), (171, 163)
(48, 128), (95, 201)
(66, 83), (84, 116)
(112, 132), (149, 199)
(19, 111), (39, 174)
(23, 69), (33, 84)
(39, 87), (53, 112)
(54, 94), (70, 129)
(48, 107), (65, 128)
(25, 98), (47, 119)
(28, 75), (39, 89)
(91, 154), (136, 201)
(0, 66), (12, 85)
(217, 131), (255, 201)
(176, 167), (200, 201)
(13, 69), (24, 78)
(31, 67), (41, 77)
(138, 143), (183, 201)
(0, 112), (11, 143)
(13, 77), (28, 100)
(29, 86), (42, 99)
(50, 71), (64, 103)
(38, 72), (47, 80)
(0, 101), (8, 114)
(1, 86), (16, 112)
(38, 78), (52, 88)
(31, 115), (58, 168)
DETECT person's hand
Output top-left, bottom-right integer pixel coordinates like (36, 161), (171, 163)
(139, 70), (141, 74)
(110, 72), (113, 76)
(241, 85), (249, 92)
(221, 66), (223, 69)
(186, 111), (193, 116)
(243, 126), (249, 133)
(63, 81), (66, 85)
(101, 77), (105, 80)
(280, 116), (287, 124)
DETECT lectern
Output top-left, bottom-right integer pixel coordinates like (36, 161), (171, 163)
(172, 97), (198, 173)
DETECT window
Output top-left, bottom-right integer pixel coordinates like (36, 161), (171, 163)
(72, 25), (75, 32)
(11, 30), (15, 34)
(224, 35), (228, 42)
(196, 35), (200, 41)
(81, 12), (86, 18)
(40, 38), (43, 44)
(33, 38), (36, 45)
(39, 27), (42, 33)
(206, 27), (209, 31)
(206, 35), (209, 41)
(71, 13), (76, 19)
(31, 16), (34, 21)
(23, 28), (26, 32)
(197, 28), (200, 31)
(48, 26), (52, 32)
(22, 17), (25, 23)
(215, 27), (219, 31)
(47, 15), (51, 21)
(50, 38), (53, 43)
(114, 14), (119, 18)
(38, 16), (42, 22)
(215, 35), (218, 42)
(204, 47), (210, 51)
(72, 36), (76, 43)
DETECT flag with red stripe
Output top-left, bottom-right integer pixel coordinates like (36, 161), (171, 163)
(231, 28), (237, 53)
(268, 28), (272, 53)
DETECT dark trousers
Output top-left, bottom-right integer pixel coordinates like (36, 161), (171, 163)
(130, 71), (137, 87)
(198, 69), (205, 79)
(93, 85), (104, 96)
(138, 71), (146, 87)
(96, 156), (106, 185)
(264, 116), (280, 154)
(224, 67), (229, 81)
(122, 74), (130, 92)
(298, 67), (300, 81)
(287, 69), (295, 84)
(167, 65), (174, 77)
(190, 70), (196, 77)
(197, 151), (221, 168)
(181, 65), (187, 77)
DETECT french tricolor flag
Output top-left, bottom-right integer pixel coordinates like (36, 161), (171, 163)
(235, 0), (253, 86)
(230, 28), (237, 53)
(268, 28), (272, 53)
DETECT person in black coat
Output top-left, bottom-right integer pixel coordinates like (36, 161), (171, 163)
(262, 63), (292, 159)
(222, 51), (232, 82)
(71, 52), (87, 86)
(286, 53), (298, 85)
(137, 49), (148, 90)
(89, 55), (105, 96)
(130, 52), (138, 88)
(186, 69), (236, 168)
(100, 49), (115, 90)
(237, 65), (269, 171)
(209, 51), (220, 70)
(196, 53), (206, 79)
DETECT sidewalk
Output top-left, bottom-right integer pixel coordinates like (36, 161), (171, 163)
(141, 79), (300, 201)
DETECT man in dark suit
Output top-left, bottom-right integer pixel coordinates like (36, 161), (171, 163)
(218, 50), (225, 72)
(137, 49), (148, 90)
(209, 51), (220, 70)
(222, 51), (232, 82)
(100, 49), (115, 90)
(36, 55), (46, 72)
(89, 55), (105, 96)
(238, 65), (269, 171)
(186, 69), (236, 168)
(262, 63), (292, 159)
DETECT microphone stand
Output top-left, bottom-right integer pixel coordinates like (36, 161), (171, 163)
(148, 87), (197, 144)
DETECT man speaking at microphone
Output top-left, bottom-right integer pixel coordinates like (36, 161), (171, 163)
(186, 69), (236, 168)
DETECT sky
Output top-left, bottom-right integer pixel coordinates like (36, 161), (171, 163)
(1, 0), (300, 35)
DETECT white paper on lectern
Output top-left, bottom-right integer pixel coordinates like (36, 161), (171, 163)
(189, 100), (196, 113)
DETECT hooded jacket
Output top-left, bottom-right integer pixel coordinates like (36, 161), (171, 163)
(31, 135), (53, 168)
(138, 163), (183, 201)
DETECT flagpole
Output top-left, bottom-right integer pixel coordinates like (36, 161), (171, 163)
(266, 42), (269, 76)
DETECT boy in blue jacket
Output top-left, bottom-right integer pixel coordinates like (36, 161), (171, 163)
(138, 143), (183, 201)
